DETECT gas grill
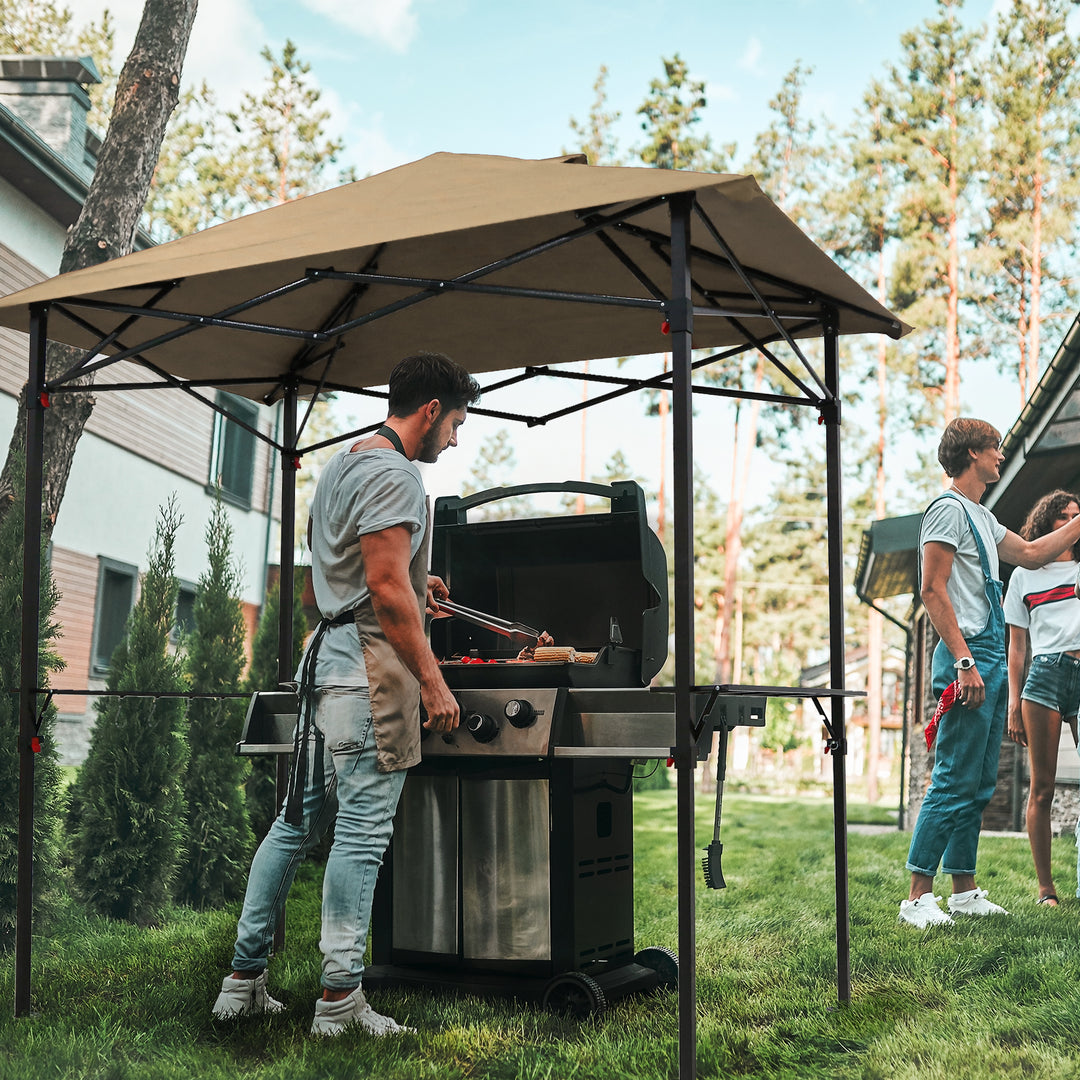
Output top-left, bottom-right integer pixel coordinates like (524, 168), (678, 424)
(362, 481), (765, 1014)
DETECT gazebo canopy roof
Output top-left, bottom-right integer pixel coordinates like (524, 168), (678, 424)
(0, 152), (909, 403)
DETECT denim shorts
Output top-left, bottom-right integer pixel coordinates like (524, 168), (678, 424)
(1022, 652), (1080, 719)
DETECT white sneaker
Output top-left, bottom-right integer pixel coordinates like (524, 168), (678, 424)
(898, 892), (954, 928)
(310, 988), (415, 1037)
(948, 888), (1009, 917)
(212, 971), (285, 1018)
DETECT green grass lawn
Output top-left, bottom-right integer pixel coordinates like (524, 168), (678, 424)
(4, 790), (1080, 1079)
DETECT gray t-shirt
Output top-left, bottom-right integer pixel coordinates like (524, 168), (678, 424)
(297, 446), (427, 687)
(920, 492), (1006, 638)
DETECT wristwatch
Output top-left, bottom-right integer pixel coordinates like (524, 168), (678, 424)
(954, 656), (976, 670)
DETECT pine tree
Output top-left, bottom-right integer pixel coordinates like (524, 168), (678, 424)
(461, 429), (535, 520)
(176, 499), (253, 907)
(981, 0), (1080, 402)
(876, 0), (985, 422)
(568, 65), (623, 165)
(0, 451), (64, 949)
(243, 578), (308, 839)
(68, 500), (188, 924)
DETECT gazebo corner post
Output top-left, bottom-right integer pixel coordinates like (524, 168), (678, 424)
(822, 307), (851, 1006)
(272, 383), (299, 951)
(669, 193), (698, 1080)
(16, 302), (48, 1018)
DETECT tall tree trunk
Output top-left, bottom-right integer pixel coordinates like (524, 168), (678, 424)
(0, 0), (199, 530)
(943, 68), (961, 423)
(716, 356), (764, 682)
(1029, 166), (1044, 397)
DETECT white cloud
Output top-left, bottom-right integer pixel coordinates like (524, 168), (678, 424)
(299, 0), (418, 53)
(737, 36), (763, 74)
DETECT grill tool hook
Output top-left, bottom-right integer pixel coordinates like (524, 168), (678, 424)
(703, 722), (730, 890)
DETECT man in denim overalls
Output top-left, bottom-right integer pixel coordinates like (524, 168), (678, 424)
(902, 418), (1080, 927)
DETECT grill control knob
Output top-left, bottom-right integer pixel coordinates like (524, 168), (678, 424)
(465, 712), (499, 743)
(504, 699), (536, 728)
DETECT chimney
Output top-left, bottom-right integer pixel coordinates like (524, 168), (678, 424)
(0, 55), (101, 182)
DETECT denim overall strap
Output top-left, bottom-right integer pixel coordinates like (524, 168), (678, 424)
(924, 495), (1005, 695)
(923, 493), (996, 585)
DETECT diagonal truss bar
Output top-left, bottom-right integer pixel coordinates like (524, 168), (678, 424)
(45, 275), (324, 383)
(633, 225), (826, 402)
(304, 195), (673, 340)
(51, 282), (179, 385)
(59, 295), (332, 341)
(692, 203), (831, 400)
(612, 216), (902, 335)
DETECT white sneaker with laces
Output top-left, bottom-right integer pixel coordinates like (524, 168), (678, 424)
(898, 892), (954, 928)
(310, 988), (415, 1037)
(212, 970), (285, 1018)
(948, 887), (1009, 917)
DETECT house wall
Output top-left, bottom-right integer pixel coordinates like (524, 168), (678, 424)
(0, 229), (282, 765)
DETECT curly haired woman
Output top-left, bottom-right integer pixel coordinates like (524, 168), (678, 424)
(1004, 489), (1080, 907)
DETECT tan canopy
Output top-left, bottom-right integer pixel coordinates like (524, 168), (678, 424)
(0, 152), (909, 400)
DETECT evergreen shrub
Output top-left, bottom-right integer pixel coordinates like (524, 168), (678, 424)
(68, 500), (188, 924)
(176, 498), (253, 907)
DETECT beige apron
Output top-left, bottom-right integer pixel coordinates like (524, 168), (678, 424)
(353, 515), (429, 773)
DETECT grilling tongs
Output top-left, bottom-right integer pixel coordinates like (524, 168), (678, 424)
(435, 598), (540, 641)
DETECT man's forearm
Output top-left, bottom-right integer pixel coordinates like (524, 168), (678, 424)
(369, 583), (442, 686)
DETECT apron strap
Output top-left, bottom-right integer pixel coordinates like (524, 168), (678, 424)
(283, 607), (357, 827)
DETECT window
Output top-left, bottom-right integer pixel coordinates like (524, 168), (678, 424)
(91, 558), (138, 676)
(172, 581), (197, 644)
(209, 392), (260, 508)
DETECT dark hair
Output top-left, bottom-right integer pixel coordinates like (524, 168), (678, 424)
(387, 352), (480, 417)
(937, 417), (1001, 478)
(1020, 489), (1080, 558)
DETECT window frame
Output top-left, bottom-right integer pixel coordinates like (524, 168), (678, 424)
(208, 392), (260, 510)
(90, 556), (138, 677)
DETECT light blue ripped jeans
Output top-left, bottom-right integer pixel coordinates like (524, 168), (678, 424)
(231, 688), (407, 990)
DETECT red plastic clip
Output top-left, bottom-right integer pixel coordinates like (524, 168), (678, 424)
(39, 391), (50, 408)
(31, 736), (41, 753)
(666, 757), (675, 768)
(290, 456), (301, 470)
(660, 319), (671, 335)
(817, 414), (825, 425)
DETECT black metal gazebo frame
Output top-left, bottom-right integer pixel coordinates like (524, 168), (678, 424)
(14, 189), (897, 1079)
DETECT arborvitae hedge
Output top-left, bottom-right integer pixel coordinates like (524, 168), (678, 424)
(68, 500), (188, 924)
(0, 454), (65, 949)
(176, 499), (253, 908)
(243, 575), (308, 839)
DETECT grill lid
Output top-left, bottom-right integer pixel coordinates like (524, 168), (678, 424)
(431, 480), (667, 686)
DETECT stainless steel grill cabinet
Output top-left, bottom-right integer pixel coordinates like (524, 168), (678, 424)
(366, 481), (763, 1013)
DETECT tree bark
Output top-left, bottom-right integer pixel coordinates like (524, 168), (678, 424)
(0, 0), (199, 530)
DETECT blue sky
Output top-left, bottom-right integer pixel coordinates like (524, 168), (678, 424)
(66, 0), (1014, 504)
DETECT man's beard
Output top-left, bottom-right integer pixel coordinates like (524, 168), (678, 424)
(417, 425), (444, 463)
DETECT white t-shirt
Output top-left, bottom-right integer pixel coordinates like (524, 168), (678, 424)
(297, 446), (427, 687)
(1003, 560), (1080, 655)
(920, 492), (1007, 638)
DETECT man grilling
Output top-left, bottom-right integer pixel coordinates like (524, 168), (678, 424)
(212, 352), (480, 1035)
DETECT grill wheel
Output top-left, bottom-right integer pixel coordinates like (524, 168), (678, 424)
(541, 971), (608, 1017)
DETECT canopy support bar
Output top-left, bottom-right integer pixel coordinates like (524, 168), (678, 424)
(669, 194), (698, 1080)
(16, 303), (47, 1017)
(822, 308), (852, 1005)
